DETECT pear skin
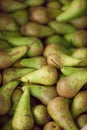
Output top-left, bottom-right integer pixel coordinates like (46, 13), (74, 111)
(12, 88), (34, 130)
(76, 114), (87, 128)
(20, 65), (58, 85)
(47, 1), (61, 9)
(47, 97), (78, 130)
(2, 119), (13, 130)
(57, 70), (87, 98)
(71, 91), (87, 118)
(0, 40), (12, 49)
(0, 81), (18, 115)
(25, 0), (45, 6)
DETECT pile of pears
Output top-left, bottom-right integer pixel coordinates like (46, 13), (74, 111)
(0, 0), (87, 129)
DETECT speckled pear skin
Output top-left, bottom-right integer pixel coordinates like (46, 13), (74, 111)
(47, 97), (78, 130)
(71, 91), (87, 118)
(12, 88), (34, 130)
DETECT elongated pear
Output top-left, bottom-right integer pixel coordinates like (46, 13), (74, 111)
(57, 70), (87, 98)
(2, 119), (13, 130)
(3, 68), (35, 84)
(47, 97), (78, 130)
(0, 46), (27, 69)
(0, 13), (19, 31)
(9, 88), (23, 116)
(25, 0), (45, 6)
(22, 84), (58, 105)
(0, 40), (12, 49)
(65, 30), (87, 47)
(0, 81), (18, 115)
(0, 0), (27, 12)
(13, 57), (47, 69)
(76, 114), (87, 128)
(32, 104), (51, 126)
(57, 0), (87, 22)
(43, 121), (62, 130)
(12, 88), (34, 130)
(21, 22), (55, 37)
(21, 65), (58, 85)
(71, 91), (87, 118)
(48, 20), (77, 34)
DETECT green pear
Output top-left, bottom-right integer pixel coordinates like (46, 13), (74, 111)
(46, 1), (61, 9)
(57, 0), (87, 22)
(10, 9), (29, 26)
(0, 45), (27, 69)
(32, 104), (51, 126)
(0, 0), (27, 12)
(71, 91), (87, 118)
(0, 40), (12, 49)
(61, 2), (71, 11)
(48, 20), (77, 34)
(0, 13), (19, 31)
(58, 0), (72, 5)
(0, 81), (18, 115)
(65, 30), (87, 47)
(47, 97), (78, 130)
(3, 68), (35, 84)
(76, 114), (87, 128)
(25, 0), (45, 6)
(9, 88), (23, 116)
(12, 88), (34, 130)
(43, 121), (62, 130)
(2, 119), (13, 130)
(22, 84), (58, 105)
(70, 15), (87, 29)
(57, 70), (87, 98)
(20, 22), (55, 37)
(21, 65), (58, 85)
(13, 56), (47, 69)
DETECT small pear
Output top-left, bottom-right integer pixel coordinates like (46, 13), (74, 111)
(32, 104), (51, 126)
(71, 91), (87, 118)
(0, 40), (12, 49)
(47, 97), (78, 130)
(2, 119), (13, 130)
(25, 0), (45, 6)
(3, 68), (35, 84)
(12, 88), (34, 130)
(57, 70), (87, 98)
(43, 121), (62, 130)
(0, 45), (27, 69)
(57, 0), (87, 22)
(9, 88), (23, 116)
(76, 114), (87, 128)
(0, 81), (18, 115)
(20, 22), (55, 37)
(13, 56), (47, 69)
(21, 65), (58, 85)
(22, 84), (58, 105)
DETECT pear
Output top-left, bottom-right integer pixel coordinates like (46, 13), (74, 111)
(57, 70), (87, 98)
(0, 0), (27, 12)
(13, 56), (47, 69)
(76, 114), (87, 128)
(0, 45), (27, 69)
(21, 65), (58, 85)
(20, 22), (55, 37)
(32, 104), (51, 126)
(70, 15), (87, 29)
(46, 1), (61, 9)
(61, 2), (71, 11)
(9, 88), (23, 116)
(71, 91), (87, 118)
(22, 84), (58, 105)
(0, 13), (19, 31)
(48, 20), (77, 34)
(57, 0), (87, 22)
(43, 121), (62, 130)
(10, 9), (29, 26)
(58, 0), (72, 5)
(12, 88), (34, 130)
(2, 119), (13, 130)
(65, 30), (87, 47)
(47, 97), (78, 130)
(0, 81), (18, 115)
(0, 40), (12, 49)
(3, 68), (35, 84)
(25, 0), (45, 6)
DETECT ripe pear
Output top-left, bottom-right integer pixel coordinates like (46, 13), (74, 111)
(2, 119), (13, 130)
(25, 0), (45, 6)
(57, 0), (87, 22)
(57, 70), (87, 98)
(71, 91), (87, 118)
(0, 81), (18, 115)
(43, 121), (62, 130)
(22, 84), (58, 105)
(76, 114), (87, 128)
(21, 65), (58, 85)
(47, 97), (78, 130)
(32, 104), (51, 126)
(12, 88), (34, 130)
